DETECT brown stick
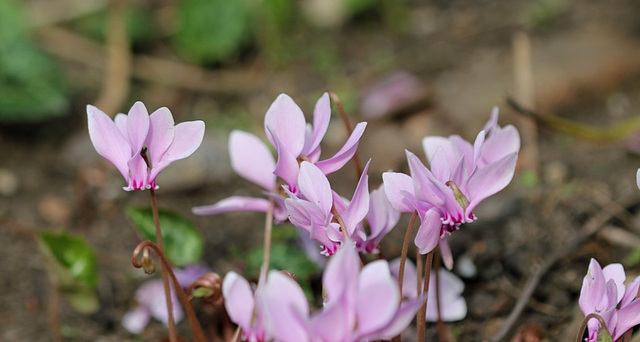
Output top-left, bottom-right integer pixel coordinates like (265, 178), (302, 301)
(417, 251), (434, 342)
(392, 211), (418, 342)
(329, 92), (364, 178)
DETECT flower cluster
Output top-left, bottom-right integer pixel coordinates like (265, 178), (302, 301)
(223, 242), (425, 342)
(87, 101), (205, 191)
(578, 259), (640, 341)
(383, 108), (520, 268)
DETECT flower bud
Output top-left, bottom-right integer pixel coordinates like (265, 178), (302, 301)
(141, 247), (155, 274)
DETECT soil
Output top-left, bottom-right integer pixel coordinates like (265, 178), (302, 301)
(3, 1), (640, 341)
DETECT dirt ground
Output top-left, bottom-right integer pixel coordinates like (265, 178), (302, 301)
(3, 1), (640, 341)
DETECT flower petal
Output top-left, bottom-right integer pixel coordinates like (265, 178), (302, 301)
(356, 260), (400, 336)
(146, 107), (175, 168)
(264, 94), (306, 156)
(389, 258), (419, 299)
(192, 196), (270, 215)
(602, 263), (626, 304)
(298, 162), (333, 214)
(579, 259), (606, 314)
(87, 105), (132, 181)
(465, 152), (518, 214)
(414, 209), (442, 254)
(341, 160), (371, 235)
(229, 130), (276, 190)
(148, 120), (205, 182)
(315, 122), (367, 175)
(262, 271), (310, 342)
(382, 171), (417, 213)
(122, 306), (151, 334)
(222, 272), (255, 332)
(125, 101), (151, 153)
(306, 92), (331, 156)
(480, 125), (520, 165)
(375, 297), (425, 340)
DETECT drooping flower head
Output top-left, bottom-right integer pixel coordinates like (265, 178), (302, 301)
(578, 258), (640, 341)
(383, 108), (519, 268)
(87, 102), (205, 191)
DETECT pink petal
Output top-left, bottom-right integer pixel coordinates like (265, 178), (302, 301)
(375, 297), (425, 340)
(114, 113), (127, 137)
(472, 130), (486, 167)
(87, 105), (132, 181)
(621, 276), (640, 308)
(323, 243), (360, 307)
(192, 196), (271, 215)
(414, 209), (442, 254)
(615, 299), (640, 339)
(579, 259), (606, 314)
(406, 150), (446, 207)
(264, 94), (306, 157)
(356, 260), (400, 336)
(298, 162), (333, 215)
(229, 130), (276, 190)
(465, 153), (518, 214)
(439, 238), (454, 270)
(389, 258), (419, 299)
(146, 107), (175, 168)
(366, 185), (400, 244)
(423, 136), (459, 171)
(271, 128), (301, 189)
(482, 106), (500, 135)
(222, 272), (255, 332)
(341, 160), (371, 235)
(148, 120), (205, 182)
(310, 300), (349, 342)
(637, 168), (640, 190)
(426, 269), (467, 322)
(125, 154), (149, 190)
(429, 147), (452, 182)
(382, 172), (417, 213)
(306, 93), (331, 156)
(262, 271), (310, 342)
(122, 306), (151, 334)
(125, 101), (151, 153)
(315, 122), (367, 175)
(480, 125), (520, 165)
(602, 263), (626, 304)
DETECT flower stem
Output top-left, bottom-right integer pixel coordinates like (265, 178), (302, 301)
(574, 313), (610, 342)
(329, 92), (363, 177)
(132, 240), (206, 342)
(392, 211), (418, 342)
(48, 287), (62, 342)
(434, 250), (447, 342)
(149, 188), (178, 342)
(260, 197), (276, 281)
(417, 250), (434, 342)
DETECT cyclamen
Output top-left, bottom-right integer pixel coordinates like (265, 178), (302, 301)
(578, 259), (640, 341)
(223, 242), (425, 342)
(87, 102), (205, 191)
(383, 108), (519, 268)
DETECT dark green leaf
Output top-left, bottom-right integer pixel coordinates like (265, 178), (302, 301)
(127, 207), (204, 267)
(596, 328), (613, 342)
(38, 231), (99, 313)
(173, 0), (252, 64)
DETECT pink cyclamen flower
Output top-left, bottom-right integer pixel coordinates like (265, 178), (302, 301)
(383, 108), (519, 268)
(389, 258), (467, 322)
(122, 264), (209, 334)
(257, 242), (425, 342)
(87, 102), (205, 190)
(264, 93), (367, 193)
(285, 161), (371, 255)
(352, 184), (401, 254)
(578, 258), (640, 341)
(222, 271), (268, 341)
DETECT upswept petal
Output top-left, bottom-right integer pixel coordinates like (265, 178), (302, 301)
(439, 238), (454, 270)
(125, 101), (151, 153)
(285, 197), (328, 233)
(482, 106), (500, 135)
(621, 276), (640, 307)
(382, 172), (417, 213)
(579, 259), (606, 314)
(310, 300), (349, 342)
(406, 150), (446, 206)
(430, 147), (452, 182)
(122, 306), (151, 334)
(637, 168), (640, 190)
(356, 260), (400, 336)
(315, 122), (367, 175)
(323, 242), (360, 308)
(341, 160), (371, 235)
(264, 94), (306, 156)
(480, 125), (520, 165)
(114, 113), (128, 137)
(146, 107), (175, 168)
(415, 209), (442, 254)
(465, 153), (517, 214)
(262, 271), (310, 342)
(307, 92), (331, 156)
(87, 105), (131, 180)
(271, 128), (301, 190)
(298, 162), (333, 214)
(602, 263), (626, 303)
(192, 196), (271, 215)
(229, 130), (276, 190)
(426, 269), (467, 322)
(126, 154), (149, 190)
(148, 120), (205, 182)
(222, 272), (255, 332)
(422, 136), (458, 170)
(367, 185), (400, 243)
(471, 130), (486, 167)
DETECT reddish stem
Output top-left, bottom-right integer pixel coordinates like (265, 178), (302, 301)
(574, 313), (610, 342)
(329, 92), (363, 177)
(392, 211), (418, 342)
(417, 251), (434, 342)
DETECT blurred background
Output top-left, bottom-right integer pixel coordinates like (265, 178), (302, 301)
(3, 0), (640, 341)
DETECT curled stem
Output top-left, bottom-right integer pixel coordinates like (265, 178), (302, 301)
(392, 211), (418, 342)
(574, 313), (610, 342)
(132, 240), (206, 342)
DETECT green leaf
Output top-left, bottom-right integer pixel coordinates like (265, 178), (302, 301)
(596, 328), (613, 342)
(173, 0), (252, 64)
(0, 0), (69, 122)
(38, 231), (99, 313)
(126, 207), (204, 267)
(192, 287), (214, 298)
